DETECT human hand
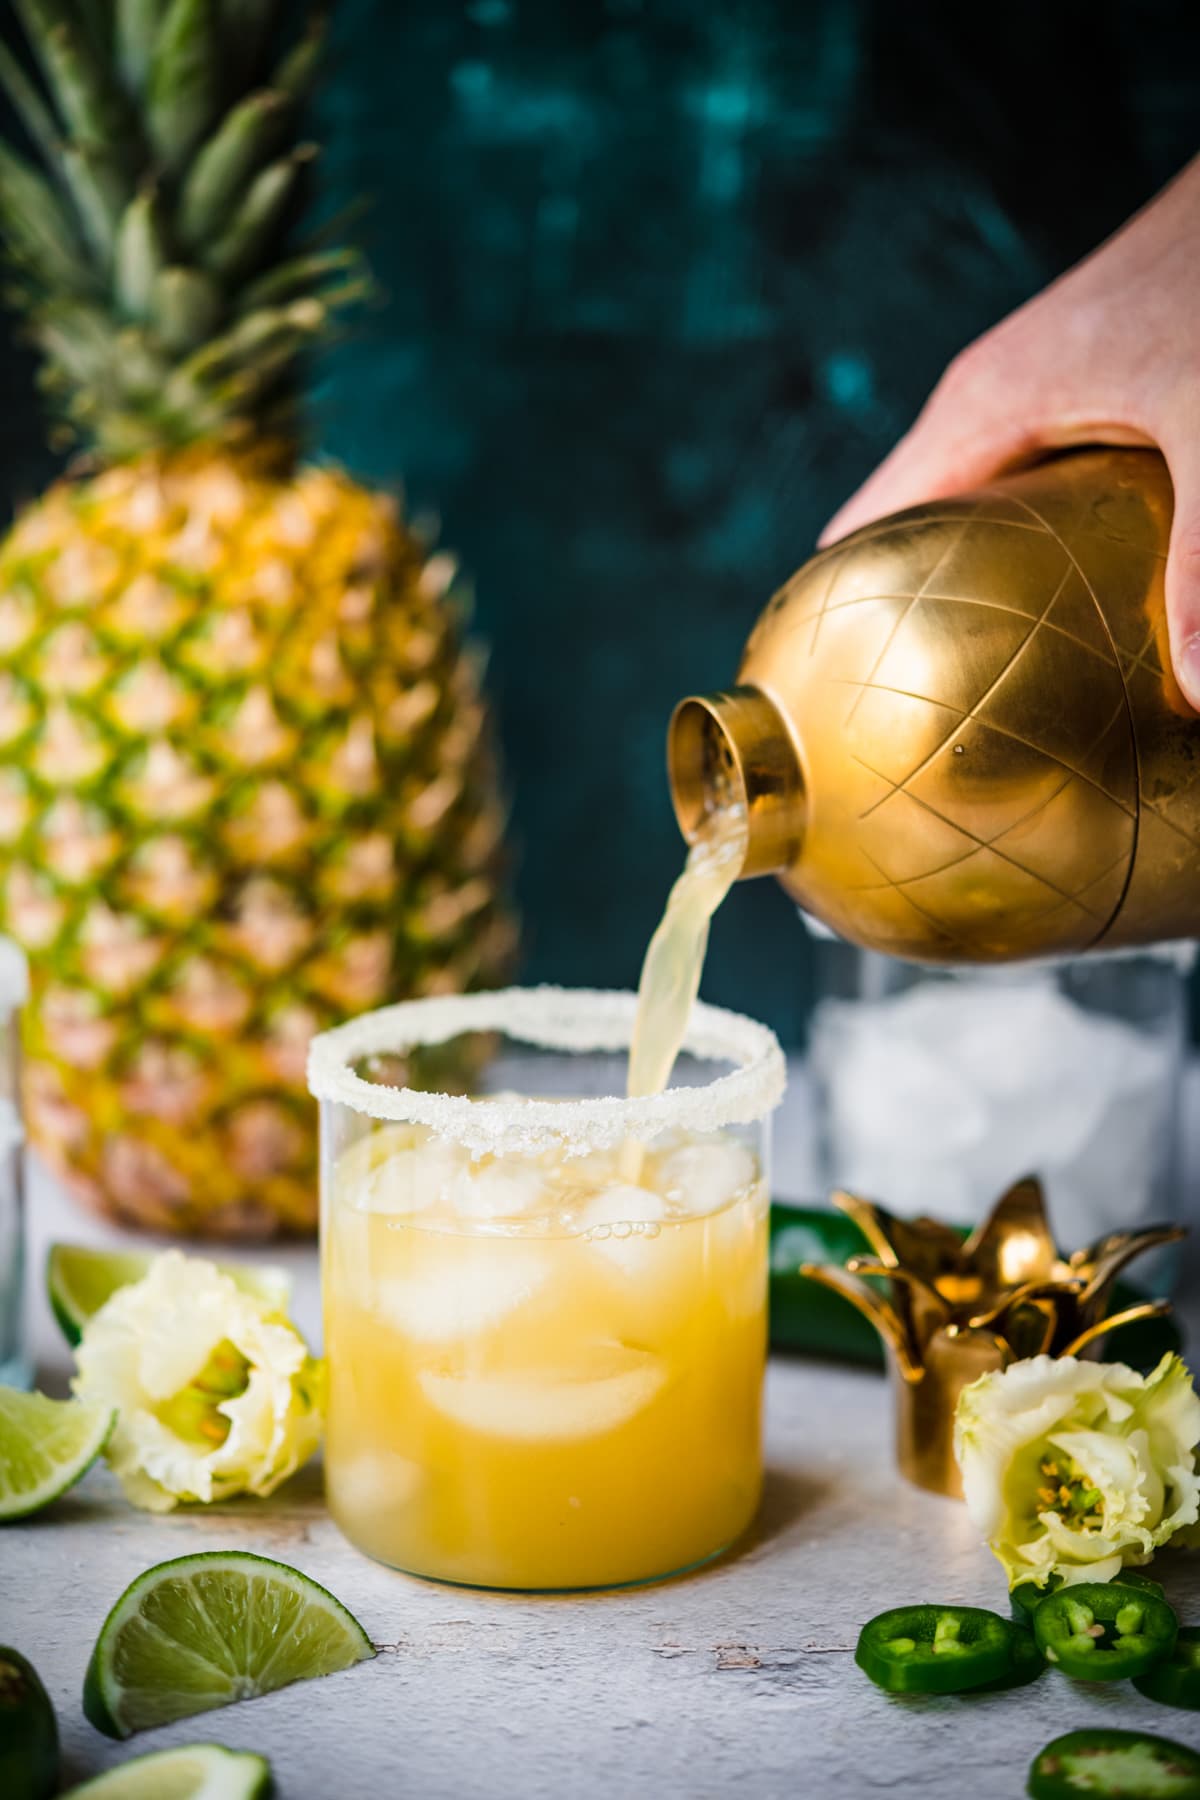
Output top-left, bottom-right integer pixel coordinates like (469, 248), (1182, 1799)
(820, 154), (1200, 706)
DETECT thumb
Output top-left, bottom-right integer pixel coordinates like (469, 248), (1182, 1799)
(818, 355), (1038, 548)
(1163, 424), (1200, 711)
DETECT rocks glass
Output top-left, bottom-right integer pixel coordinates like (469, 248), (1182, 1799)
(308, 986), (783, 1590)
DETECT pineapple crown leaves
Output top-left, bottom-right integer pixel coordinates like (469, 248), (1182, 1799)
(0, 0), (370, 459)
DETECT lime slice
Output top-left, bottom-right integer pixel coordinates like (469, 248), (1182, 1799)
(83, 1552), (375, 1739)
(47, 1245), (292, 1347)
(63, 1744), (272, 1800)
(0, 1388), (115, 1521)
(0, 1645), (58, 1800)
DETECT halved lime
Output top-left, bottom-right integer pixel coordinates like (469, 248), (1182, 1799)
(47, 1245), (292, 1347)
(64, 1743), (272, 1799)
(83, 1552), (375, 1739)
(0, 1388), (115, 1521)
(0, 1645), (58, 1800)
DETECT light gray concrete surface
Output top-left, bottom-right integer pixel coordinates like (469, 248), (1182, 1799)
(7, 1063), (1200, 1798)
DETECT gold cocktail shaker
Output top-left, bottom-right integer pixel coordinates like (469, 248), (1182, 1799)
(669, 448), (1198, 963)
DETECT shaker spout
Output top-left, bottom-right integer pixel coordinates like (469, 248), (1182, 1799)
(667, 684), (806, 880)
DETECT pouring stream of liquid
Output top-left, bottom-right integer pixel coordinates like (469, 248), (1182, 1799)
(619, 804), (748, 1180)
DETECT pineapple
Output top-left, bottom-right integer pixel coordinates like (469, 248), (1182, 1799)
(0, 1), (514, 1235)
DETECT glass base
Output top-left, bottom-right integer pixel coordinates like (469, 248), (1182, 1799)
(337, 1531), (746, 1595)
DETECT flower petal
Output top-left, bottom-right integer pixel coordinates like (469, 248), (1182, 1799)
(954, 1352), (1200, 1589)
(72, 1249), (323, 1512)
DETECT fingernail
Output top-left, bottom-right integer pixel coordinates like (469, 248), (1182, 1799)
(1182, 633), (1200, 709)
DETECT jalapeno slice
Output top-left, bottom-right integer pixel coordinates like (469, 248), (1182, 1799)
(1113, 1569), (1168, 1598)
(1134, 1626), (1200, 1711)
(855, 1605), (1015, 1694)
(1011, 1568), (1165, 1626)
(974, 1625), (1046, 1692)
(1011, 1573), (1064, 1624)
(1032, 1581), (1178, 1682)
(1027, 1728), (1200, 1799)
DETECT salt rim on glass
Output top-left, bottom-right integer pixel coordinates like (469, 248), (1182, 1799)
(306, 985), (786, 1159)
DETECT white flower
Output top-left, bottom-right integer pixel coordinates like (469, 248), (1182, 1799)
(72, 1250), (323, 1513)
(954, 1353), (1200, 1589)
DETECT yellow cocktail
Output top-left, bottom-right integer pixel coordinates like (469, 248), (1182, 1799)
(309, 988), (784, 1590)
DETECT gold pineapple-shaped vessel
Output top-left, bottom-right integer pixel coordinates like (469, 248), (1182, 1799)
(669, 449), (1200, 963)
(0, 0), (513, 1234)
(803, 1177), (1181, 1498)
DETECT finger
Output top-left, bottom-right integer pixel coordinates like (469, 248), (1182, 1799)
(818, 405), (1153, 547)
(818, 346), (1045, 547)
(1162, 412), (1200, 710)
(818, 421), (1019, 547)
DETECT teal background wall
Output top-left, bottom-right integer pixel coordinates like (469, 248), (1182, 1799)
(1, 1), (1197, 1045)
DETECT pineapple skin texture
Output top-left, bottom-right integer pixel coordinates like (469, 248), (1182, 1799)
(0, 451), (514, 1236)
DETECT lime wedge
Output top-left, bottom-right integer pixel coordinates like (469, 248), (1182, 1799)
(63, 1744), (272, 1800)
(0, 1645), (58, 1800)
(47, 1245), (292, 1347)
(83, 1552), (375, 1739)
(0, 1388), (115, 1521)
